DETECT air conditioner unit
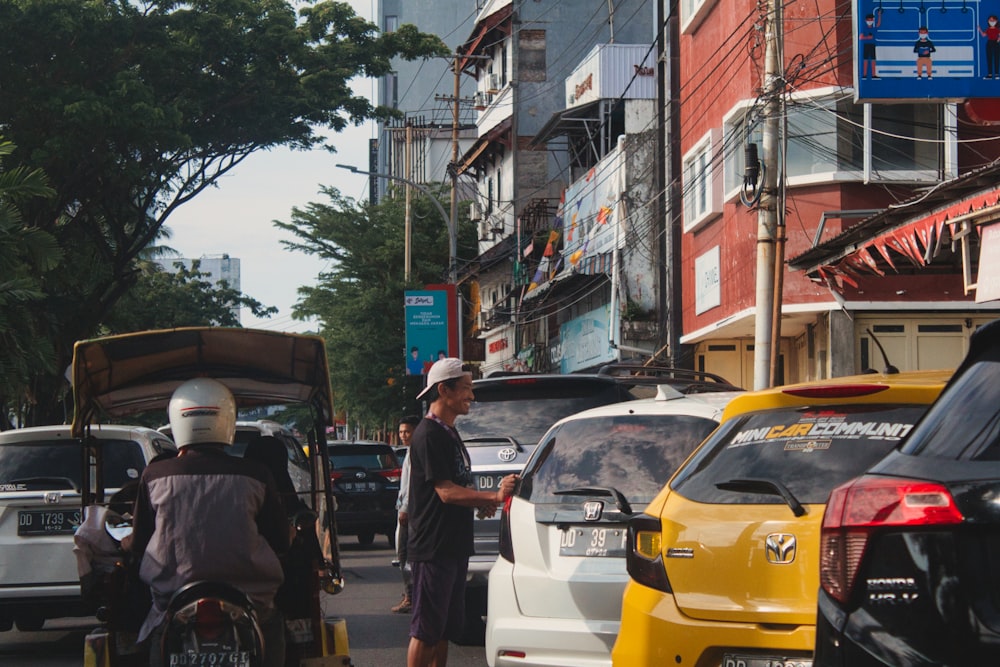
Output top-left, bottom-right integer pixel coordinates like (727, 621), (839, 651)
(473, 92), (487, 110)
(469, 202), (483, 221)
(479, 220), (492, 240)
(488, 73), (502, 92)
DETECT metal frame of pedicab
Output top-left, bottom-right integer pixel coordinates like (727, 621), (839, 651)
(70, 326), (349, 666)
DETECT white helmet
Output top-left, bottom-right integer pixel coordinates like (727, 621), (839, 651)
(168, 378), (236, 448)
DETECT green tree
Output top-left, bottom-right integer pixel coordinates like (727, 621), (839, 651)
(275, 186), (474, 430)
(0, 0), (449, 424)
(101, 259), (278, 334)
(0, 139), (63, 427)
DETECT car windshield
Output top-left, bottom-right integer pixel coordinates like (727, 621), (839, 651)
(329, 447), (399, 470)
(671, 404), (930, 505)
(0, 440), (146, 491)
(901, 353), (1000, 460)
(523, 414), (720, 506)
(457, 378), (628, 448)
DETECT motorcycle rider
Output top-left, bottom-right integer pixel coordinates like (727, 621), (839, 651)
(129, 377), (290, 667)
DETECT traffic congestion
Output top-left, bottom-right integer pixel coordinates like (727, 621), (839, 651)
(1, 321), (1000, 666)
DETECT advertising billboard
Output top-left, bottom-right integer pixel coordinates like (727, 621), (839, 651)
(856, 0), (1000, 100)
(404, 285), (457, 375)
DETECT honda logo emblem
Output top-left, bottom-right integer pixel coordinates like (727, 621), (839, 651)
(765, 533), (797, 564)
(497, 447), (517, 462)
(354, 471), (367, 479)
(583, 501), (603, 521)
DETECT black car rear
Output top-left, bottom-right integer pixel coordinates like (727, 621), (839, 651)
(328, 443), (401, 546)
(816, 318), (1000, 666)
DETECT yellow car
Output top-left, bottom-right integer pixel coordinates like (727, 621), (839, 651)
(612, 370), (952, 667)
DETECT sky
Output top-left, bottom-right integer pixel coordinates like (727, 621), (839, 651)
(164, 0), (378, 334)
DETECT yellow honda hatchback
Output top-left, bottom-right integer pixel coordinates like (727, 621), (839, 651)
(612, 369), (953, 667)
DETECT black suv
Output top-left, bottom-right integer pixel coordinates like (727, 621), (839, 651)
(816, 318), (1000, 666)
(328, 442), (401, 547)
(452, 363), (741, 644)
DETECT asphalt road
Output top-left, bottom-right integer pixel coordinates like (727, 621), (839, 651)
(0, 536), (490, 667)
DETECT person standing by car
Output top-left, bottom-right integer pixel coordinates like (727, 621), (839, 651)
(392, 415), (422, 614)
(406, 358), (517, 667)
(129, 378), (290, 667)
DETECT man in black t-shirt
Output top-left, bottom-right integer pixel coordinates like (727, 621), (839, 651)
(406, 358), (517, 667)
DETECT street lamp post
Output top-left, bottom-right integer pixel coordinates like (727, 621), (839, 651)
(335, 164), (456, 284)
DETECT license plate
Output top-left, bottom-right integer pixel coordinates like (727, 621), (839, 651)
(341, 482), (376, 491)
(17, 509), (81, 536)
(168, 650), (250, 666)
(722, 655), (813, 667)
(475, 473), (507, 492)
(558, 525), (627, 557)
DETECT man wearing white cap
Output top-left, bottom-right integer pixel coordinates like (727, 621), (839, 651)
(406, 358), (517, 667)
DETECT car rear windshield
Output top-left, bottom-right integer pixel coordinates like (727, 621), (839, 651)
(329, 446), (399, 470)
(0, 440), (146, 492)
(671, 404), (929, 505)
(522, 414), (720, 507)
(458, 378), (630, 448)
(901, 354), (1000, 460)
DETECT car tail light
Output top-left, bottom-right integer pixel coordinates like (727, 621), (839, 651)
(380, 468), (402, 483)
(194, 598), (225, 640)
(820, 476), (963, 604)
(498, 496), (514, 563)
(782, 384), (889, 399)
(625, 514), (672, 593)
(329, 471), (344, 481)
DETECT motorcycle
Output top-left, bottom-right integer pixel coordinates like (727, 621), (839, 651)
(73, 327), (351, 667)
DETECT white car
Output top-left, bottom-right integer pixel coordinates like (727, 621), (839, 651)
(486, 385), (742, 667)
(0, 424), (176, 632)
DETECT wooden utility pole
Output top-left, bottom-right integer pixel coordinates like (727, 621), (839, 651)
(449, 57), (460, 285)
(753, 0), (782, 390)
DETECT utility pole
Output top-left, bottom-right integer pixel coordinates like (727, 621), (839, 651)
(753, 0), (782, 390)
(449, 57), (461, 285)
(404, 120), (413, 282)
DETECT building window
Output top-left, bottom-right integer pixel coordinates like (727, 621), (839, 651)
(487, 177), (494, 215)
(683, 130), (720, 232)
(722, 91), (950, 200)
(681, 0), (718, 33)
(384, 15), (398, 32)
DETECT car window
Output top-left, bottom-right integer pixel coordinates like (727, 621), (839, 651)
(0, 440), (146, 491)
(671, 404), (929, 505)
(458, 379), (628, 448)
(522, 414), (720, 506)
(329, 448), (399, 470)
(901, 355), (1000, 460)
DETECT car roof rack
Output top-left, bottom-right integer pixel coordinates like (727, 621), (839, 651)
(596, 362), (741, 389)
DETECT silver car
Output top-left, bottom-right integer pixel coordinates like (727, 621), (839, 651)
(0, 424), (176, 632)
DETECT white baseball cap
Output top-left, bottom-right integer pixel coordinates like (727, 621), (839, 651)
(417, 357), (467, 399)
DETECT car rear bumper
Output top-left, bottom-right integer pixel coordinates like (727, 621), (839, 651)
(0, 586), (88, 619)
(486, 557), (616, 667)
(613, 580), (815, 667)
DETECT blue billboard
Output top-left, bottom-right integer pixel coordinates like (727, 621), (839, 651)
(404, 287), (456, 375)
(856, 0), (1000, 100)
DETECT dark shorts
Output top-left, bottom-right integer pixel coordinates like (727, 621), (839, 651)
(863, 43), (876, 59)
(409, 557), (469, 644)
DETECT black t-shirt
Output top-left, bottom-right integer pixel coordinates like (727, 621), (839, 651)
(406, 416), (475, 561)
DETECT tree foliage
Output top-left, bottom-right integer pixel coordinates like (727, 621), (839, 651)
(0, 139), (63, 428)
(275, 186), (474, 430)
(0, 0), (449, 424)
(101, 259), (278, 334)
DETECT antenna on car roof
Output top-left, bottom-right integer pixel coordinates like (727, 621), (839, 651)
(865, 327), (899, 375)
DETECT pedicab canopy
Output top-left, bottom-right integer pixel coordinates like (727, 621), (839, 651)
(70, 327), (334, 438)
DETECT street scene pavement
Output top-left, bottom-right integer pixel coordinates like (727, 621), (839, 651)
(0, 537), (489, 667)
